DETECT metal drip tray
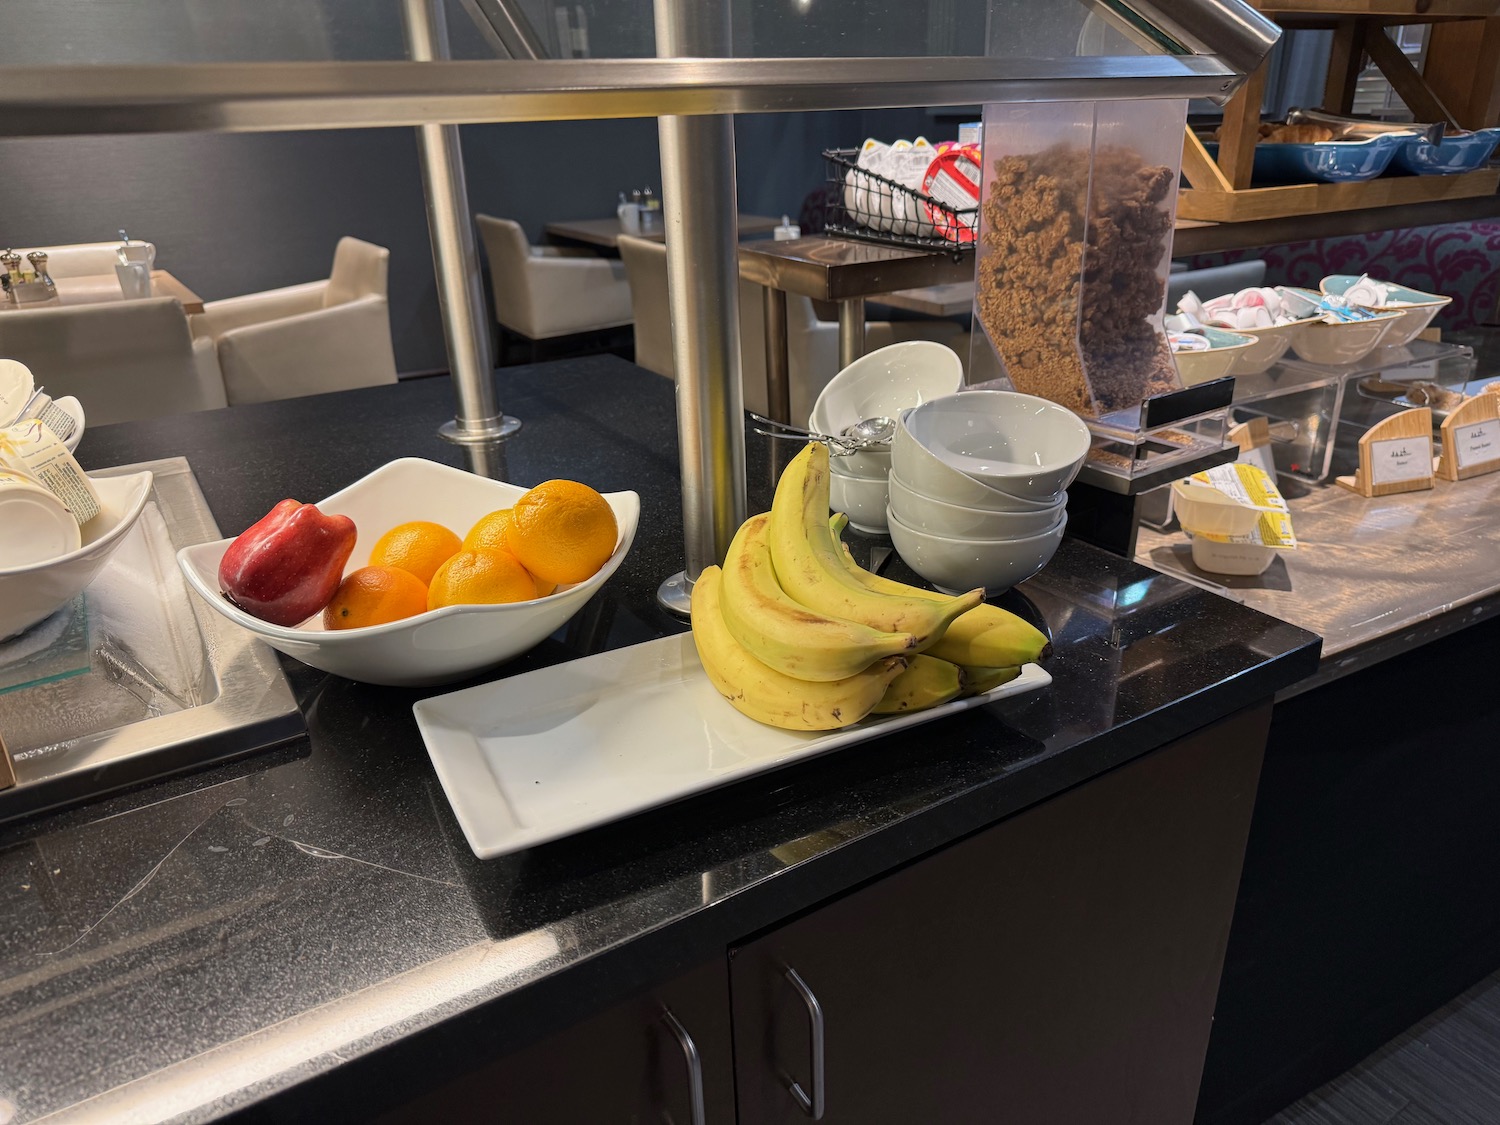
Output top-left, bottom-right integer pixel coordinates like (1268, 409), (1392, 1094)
(0, 457), (304, 824)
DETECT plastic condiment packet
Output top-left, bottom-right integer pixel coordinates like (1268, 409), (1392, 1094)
(1185, 462), (1297, 549)
(0, 419), (102, 525)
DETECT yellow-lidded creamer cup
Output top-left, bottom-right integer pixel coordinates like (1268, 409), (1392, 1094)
(0, 419), (101, 525)
(0, 469), (82, 568)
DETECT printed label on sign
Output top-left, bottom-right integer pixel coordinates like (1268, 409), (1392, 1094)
(1369, 435), (1433, 485)
(1455, 419), (1500, 471)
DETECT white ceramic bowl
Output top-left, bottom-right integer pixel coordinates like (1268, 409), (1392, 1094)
(1173, 328), (1255, 387)
(0, 470), (154, 640)
(1281, 291), (1403, 366)
(900, 390), (1090, 502)
(177, 458), (640, 687)
(887, 505), (1067, 594)
(810, 340), (964, 479)
(1218, 319), (1316, 377)
(892, 414), (1063, 512)
(887, 472), (1064, 540)
(1320, 275), (1452, 348)
(829, 466), (890, 534)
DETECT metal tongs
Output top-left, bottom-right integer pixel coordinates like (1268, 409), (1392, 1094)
(749, 413), (896, 457)
(1288, 107), (1446, 144)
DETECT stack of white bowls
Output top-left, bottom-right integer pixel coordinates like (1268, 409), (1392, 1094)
(809, 341), (965, 533)
(887, 390), (1090, 593)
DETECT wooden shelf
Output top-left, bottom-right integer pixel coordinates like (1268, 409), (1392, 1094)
(1178, 166), (1500, 223)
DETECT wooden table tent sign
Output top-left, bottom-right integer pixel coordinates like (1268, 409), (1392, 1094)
(1436, 393), (1500, 482)
(1336, 408), (1435, 498)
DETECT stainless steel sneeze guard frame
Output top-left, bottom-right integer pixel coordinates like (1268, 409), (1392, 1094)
(0, 55), (1261, 137)
(0, 458), (304, 825)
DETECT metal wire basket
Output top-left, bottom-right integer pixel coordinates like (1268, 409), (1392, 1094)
(822, 147), (978, 255)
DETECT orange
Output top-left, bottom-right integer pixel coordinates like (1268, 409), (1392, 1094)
(369, 520), (461, 585)
(323, 566), (429, 630)
(427, 548), (538, 610)
(462, 508), (514, 554)
(505, 480), (618, 586)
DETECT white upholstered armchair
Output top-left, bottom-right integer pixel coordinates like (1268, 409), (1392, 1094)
(474, 215), (633, 347)
(190, 237), (398, 405)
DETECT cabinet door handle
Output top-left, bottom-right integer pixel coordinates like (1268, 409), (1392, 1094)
(782, 966), (826, 1120)
(662, 1007), (706, 1125)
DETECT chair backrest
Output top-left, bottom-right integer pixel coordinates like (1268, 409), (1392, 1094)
(615, 233), (777, 416)
(0, 299), (226, 426)
(616, 235), (676, 380)
(13, 241), (157, 279)
(323, 237), (390, 307)
(474, 215), (537, 334)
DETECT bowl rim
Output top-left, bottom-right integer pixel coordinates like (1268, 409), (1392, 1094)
(0, 469), (154, 577)
(810, 339), (965, 434)
(177, 462), (640, 644)
(892, 422), (1064, 509)
(1173, 332), (1257, 356)
(1318, 274), (1452, 310)
(902, 390), (1090, 479)
(888, 469), (1064, 518)
(886, 499), (1067, 546)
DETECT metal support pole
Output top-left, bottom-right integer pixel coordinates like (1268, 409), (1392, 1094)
(838, 297), (867, 370)
(404, 0), (520, 446)
(762, 286), (791, 424)
(654, 0), (747, 617)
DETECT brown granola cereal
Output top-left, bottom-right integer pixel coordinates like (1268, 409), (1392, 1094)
(975, 143), (1179, 418)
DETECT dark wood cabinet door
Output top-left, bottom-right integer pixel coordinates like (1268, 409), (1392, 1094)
(730, 705), (1270, 1125)
(376, 956), (734, 1124)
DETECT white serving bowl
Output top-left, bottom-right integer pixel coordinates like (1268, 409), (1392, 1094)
(892, 413), (1063, 512)
(1173, 328), (1255, 387)
(178, 458), (640, 687)
(829, 465), (890, 534)
(1288, 310), (1403, 366)
(1319, 274), (1452, 349)
(887, 505), (1067, 594)
(1217, 318), (1316, 377)
(901, 390), (1090, 502)
(0, 470), (154, 640)
(811, 340), (964, 479)
(887, 472), (1064, 540)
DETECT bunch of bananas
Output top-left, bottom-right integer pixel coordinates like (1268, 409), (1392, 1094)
(691, 443), (1051, 731)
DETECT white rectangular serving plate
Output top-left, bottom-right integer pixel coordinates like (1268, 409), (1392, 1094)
(414, 633), (1051, 859)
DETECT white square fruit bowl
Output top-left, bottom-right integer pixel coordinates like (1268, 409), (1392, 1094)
(177, 458), (640, 687)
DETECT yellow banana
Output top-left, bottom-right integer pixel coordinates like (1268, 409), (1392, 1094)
(719, 513), (917, 681)
(691, 567), (907, 731)
(830, 520), (1051, 667)
(873, 654), (966, 714)
(769, 443), (982, 645)
(962, 665), (1022, 696)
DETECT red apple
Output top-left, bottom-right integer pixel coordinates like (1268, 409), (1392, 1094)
(219, 500), (357, 626)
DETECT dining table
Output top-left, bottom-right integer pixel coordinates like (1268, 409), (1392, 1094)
(546, 213), (780, 251)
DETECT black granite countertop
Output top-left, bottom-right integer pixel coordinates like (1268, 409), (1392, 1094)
(0, 357), (1319, 1123)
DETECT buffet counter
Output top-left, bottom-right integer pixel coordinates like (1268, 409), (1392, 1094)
(1, 358), (1318, 1123)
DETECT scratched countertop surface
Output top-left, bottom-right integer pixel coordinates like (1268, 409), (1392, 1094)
(0, 358), (1318, 1123)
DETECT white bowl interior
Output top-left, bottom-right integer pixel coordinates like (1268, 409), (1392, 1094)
(891, 416), (1062, 511)
(0, 471), (154, 639)
(810, 340), (964, 440)
(176, 459), (640, 686)
(903, 391), (1089, 496)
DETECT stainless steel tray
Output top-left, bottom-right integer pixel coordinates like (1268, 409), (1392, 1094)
(0, 457), (304, 823)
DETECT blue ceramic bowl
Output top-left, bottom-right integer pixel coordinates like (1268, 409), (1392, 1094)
(1393, 128), (1500, 175)
(1203, 135), (1403, 185)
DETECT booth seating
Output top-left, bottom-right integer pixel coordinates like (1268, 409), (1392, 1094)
(475, 215), (633, 359)
(189, 237), (398, 405)
(0, 298), (225, 426)
(617, 233), (966, 421)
